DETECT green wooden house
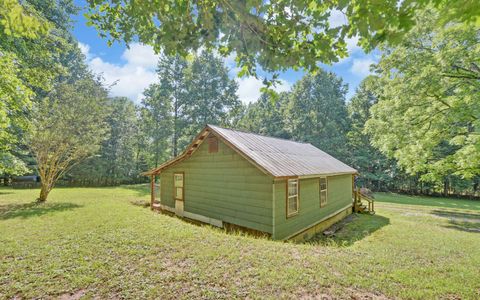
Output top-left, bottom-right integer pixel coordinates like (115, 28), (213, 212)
(144, 125), (359, 241)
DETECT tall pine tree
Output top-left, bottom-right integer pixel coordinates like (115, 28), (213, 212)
(182, 51), (241, 146)
(285, 70), (350, 160)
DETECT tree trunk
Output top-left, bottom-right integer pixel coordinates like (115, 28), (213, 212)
(443, 178), (449, 197)
(38, 183), (51, 202)
(173, 99), (178, 157)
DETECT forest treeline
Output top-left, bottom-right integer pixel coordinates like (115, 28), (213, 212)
(1, 1), (478, 199)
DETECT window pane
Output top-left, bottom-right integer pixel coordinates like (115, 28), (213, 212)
(320, 178), (327, 191)
(174, 174), (183, 187)
(320, 190), (327, 206)
(176, 187), (183, 199)
(288, 196), (298, 214)
(288, 186), (297, 197)
(288, 180), (297, 189)
(288, 179), (298, 196)
(287, 179), (299, 216)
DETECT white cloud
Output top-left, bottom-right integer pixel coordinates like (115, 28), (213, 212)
(78, 42), (91, 59)
(346, 35), (360, 54)
(80, 42), (291, 104)
(350, 58), (376, 77)
(328, 9), (347, 28)
(236, 77), (291, 104)
(121, 43), (160, 69)
(79, 42), (159, 102)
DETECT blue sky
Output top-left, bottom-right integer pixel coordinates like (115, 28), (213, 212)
(72, 1), (378, 104)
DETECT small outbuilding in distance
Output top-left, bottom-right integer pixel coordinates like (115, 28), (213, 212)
(144, 124), (369, 241)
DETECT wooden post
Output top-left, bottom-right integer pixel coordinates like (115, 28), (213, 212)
(150, 175), (155, 210)
(353, 188), (357, 212)
(352, 174), (355, 197)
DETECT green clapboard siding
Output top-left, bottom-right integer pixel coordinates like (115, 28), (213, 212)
(273, 174), (353, 239)
(160, 134), (274, 233)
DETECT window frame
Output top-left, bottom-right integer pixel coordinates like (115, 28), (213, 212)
(286, 178), (299, 218)
(173, 172), (184, 201)
(320, 176), (328, 207)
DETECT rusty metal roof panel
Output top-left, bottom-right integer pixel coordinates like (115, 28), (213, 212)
(208, 125), (357, 177)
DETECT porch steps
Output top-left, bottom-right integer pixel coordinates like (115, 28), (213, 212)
(152, 202), (161, 211)
(353, 188), (375, 214)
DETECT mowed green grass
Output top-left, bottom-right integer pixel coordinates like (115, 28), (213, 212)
(376, 192), (480, 211)
(1, 186), (480, 299)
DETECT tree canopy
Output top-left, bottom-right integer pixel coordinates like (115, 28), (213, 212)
(238, 92), (290, 139)
(28, 79), (109, 201)
(183, 51), (241, 137)
(2, 1), (479, 199)
(286, 70), (350, 159)
(85, 0), (479, 79)
(365, 9), (480, 185)
(347, 76), (397, 190)
(141, 51), (241, 167)
(0, 0), (78, 174)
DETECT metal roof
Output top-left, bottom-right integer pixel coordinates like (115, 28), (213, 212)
(208, 125), (356, 177)
(143, 125), (357, 177)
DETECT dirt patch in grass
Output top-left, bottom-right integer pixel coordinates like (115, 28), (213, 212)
(294, 286), (391, 300)
(57, 289), (87, 300)
(346, 288), (391, 300)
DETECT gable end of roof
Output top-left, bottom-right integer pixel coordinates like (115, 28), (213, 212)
(143, 124), (357, 177)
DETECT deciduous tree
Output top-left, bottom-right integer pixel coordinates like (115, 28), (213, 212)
(238, 92), (290, 139)
(85, 0), (480, 79)
(347, 77), (396, 190)
(28, 79), (109, 201)
(0, 0), (78, 174)
(365, 10), (480, 187)
(69, 97), (144, 183)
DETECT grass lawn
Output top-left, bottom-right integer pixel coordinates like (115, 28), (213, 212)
(1, 186), (479, 299)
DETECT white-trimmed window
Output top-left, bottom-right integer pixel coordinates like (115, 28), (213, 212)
(174, 173), (184, 200)
(287, 179), (299, 217)
(320, 177), (328, 207)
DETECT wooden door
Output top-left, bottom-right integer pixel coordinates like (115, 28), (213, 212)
(174, 173), (184, 216)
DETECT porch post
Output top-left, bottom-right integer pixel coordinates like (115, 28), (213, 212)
(150, 174), (155, 210)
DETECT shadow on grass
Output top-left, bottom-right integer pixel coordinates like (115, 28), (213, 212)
(130, 199), (150, 208)
(0, 202), (82, 220)
(430, 209), (480, 233)
(444, 221), (480, 233)
(309, 214), (390, 247)
(431, 210), (480, 220)
(375, 192), (480, 211)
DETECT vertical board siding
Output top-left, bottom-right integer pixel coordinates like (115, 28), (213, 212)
(160, 134), (273, 233)
(274, 174), (353, 240)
